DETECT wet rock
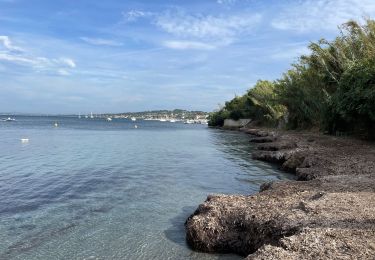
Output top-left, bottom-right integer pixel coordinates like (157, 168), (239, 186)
(249, 137), (276, 143)
(252, 150), (294, 164)
(242, 129), (270, 137)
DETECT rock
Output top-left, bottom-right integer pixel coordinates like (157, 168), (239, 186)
(186, 128), (375, 259)
(185, 175), (375, 259)
(249, 137), (276, 143)
(242, 129), (271, 137)
(252, 150), (294, 164)
(256, 141), (297, 151)
(281, 152), (306, 173)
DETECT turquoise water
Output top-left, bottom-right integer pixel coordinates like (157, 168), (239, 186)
(0, 116), (292, 260)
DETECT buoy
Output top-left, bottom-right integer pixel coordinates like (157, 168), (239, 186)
(21, 138), (29, 143)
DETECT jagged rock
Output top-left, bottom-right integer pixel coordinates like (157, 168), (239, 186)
(252, 150), (294, 164)
(281, 152), (306, 173)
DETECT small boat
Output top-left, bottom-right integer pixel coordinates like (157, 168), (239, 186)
(107, 117), (112, 121)
(20, 138), (29, 143)
(159, 118), (167, 122)
(131, 117), (136, 121)
(90, 112), (94, 119)
(134, 125), (138, 129)
(54, 122), (58, 127)
(2, 117), (16, 122)
(169, 119), (176, 123)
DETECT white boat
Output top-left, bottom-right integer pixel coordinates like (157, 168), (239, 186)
(78, 113), (81, 119)
(169, 119), (176, 123)
(20, 138), (29, 143)
(54, 122), (59, 127)
(107, 117), (112, 121)
(131, 117), (136, 121)
(159, 118), (167, 122)
(2, 117), (15, 122)
(85, 115), (88, 119)
(90, 112), (94, 119)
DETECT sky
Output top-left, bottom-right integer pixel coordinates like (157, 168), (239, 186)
(1, 0), (375, 114)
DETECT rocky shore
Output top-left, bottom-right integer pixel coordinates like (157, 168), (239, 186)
(185, 128), (375, 259)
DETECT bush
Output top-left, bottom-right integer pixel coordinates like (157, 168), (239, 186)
(209, 19), (375, 139)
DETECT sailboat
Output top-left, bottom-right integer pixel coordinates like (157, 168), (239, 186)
(90, 112), (94, 119)
(78, 113), (81, 119)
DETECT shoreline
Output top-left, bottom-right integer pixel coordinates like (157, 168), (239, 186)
(185, 127), (375, 259)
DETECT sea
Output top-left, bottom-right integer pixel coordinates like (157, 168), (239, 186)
(0, 116), (293, 260)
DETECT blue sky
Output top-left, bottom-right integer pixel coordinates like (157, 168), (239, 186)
(1, 0), (374, 114)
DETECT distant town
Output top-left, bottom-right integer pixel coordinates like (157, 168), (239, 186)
(98, 109), (209, 124)
(0, 109), (210, 124)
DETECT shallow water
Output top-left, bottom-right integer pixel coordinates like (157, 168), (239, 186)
(0, 116), (293, 259)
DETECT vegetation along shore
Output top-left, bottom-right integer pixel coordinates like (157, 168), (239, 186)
(185, 20), (375, 259)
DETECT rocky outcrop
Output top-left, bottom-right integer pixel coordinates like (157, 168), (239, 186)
(185, 128), (375, 259)
(224, 119), (252, 129)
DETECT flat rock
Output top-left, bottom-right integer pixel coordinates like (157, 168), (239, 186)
(249, 137), (276, 143)
(186, 128), (375, 259)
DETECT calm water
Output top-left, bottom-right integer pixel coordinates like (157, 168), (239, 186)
(0, 116), (293, 260)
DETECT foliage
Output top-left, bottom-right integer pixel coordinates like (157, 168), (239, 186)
(208, 80), (285, 126)
(209, 19), (375, 139)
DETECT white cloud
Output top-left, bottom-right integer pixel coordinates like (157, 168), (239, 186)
(0, 52), (35, 64)
(163, 40), (216, 50)
(0, 35), (23, 51)
(122, 10), (153, 22)
(57, 69), (70, 76)
(58, 58), (76, 68)
(155, 11), (262, 40)
(217, 0), (237, 4)
(0, 36), (76, 75)
(272, 0), (375, 32)
(80, 37), (123, 46)
(270, 45), (310, 60)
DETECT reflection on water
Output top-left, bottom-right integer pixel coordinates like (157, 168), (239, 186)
(0, 117), (293, 259)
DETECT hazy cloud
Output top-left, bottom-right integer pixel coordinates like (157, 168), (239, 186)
(0, 35), (23, 51)
(217, 0), (237, 5)
(58, 58), (76, 68)
(80, 37), (123, 46)
(272, 0), (375, 32)
(163, 40), (216, 50)
(155, 11), (262, 40)
(0, 35), (76, 75)
(122, 10), (153, 22)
